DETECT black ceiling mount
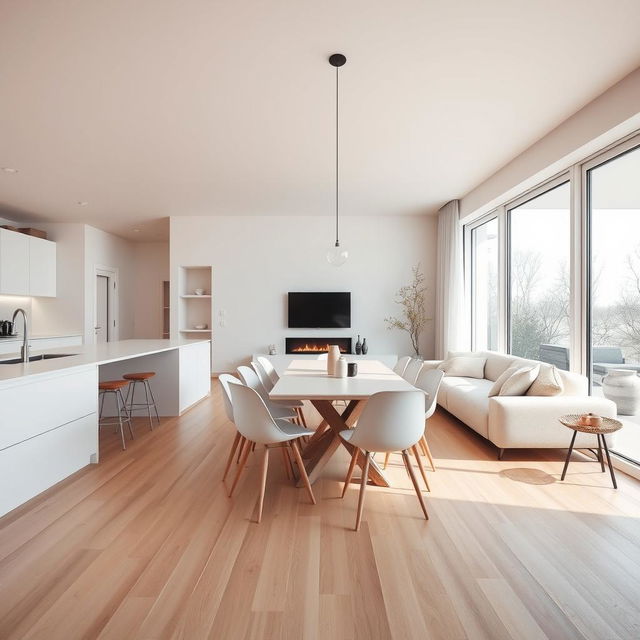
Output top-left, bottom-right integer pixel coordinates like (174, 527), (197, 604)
(329, 53), (347, 67)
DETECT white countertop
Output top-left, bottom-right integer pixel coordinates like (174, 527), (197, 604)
(0, 338), (210, 385)
(269, 359), (417, 400)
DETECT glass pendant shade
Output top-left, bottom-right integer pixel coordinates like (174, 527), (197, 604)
(327, 242), (349, 266)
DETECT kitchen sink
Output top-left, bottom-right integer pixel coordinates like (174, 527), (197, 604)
(0, 353), (78, 365)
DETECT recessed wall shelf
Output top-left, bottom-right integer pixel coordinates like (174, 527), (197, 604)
(178, 266), (213, 338)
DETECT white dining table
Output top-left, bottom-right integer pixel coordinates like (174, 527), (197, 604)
(269, 359), (418, 487)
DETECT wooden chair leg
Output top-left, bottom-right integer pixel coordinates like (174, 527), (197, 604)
(256, 447), (269, 523)
(402, 450), (429, 520)
(412, 444), (431, 492)
(298, 407), (308, 429)
(290, 440), (316, 504)
(236, 435), (247, 463)
(383, 451), (391, 470)
(422, 436), (436, 471)
(284, 445), (296, 480)
(354, 452), (371, 531)
(341, 447), (360, 498)
(419, 436), (428, 456)
(222, 431), (241, 481)
(228, 439), (252, 497)
(280, 445), (292, 480)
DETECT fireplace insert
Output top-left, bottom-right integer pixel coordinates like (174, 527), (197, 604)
(285, 337), (352, 354)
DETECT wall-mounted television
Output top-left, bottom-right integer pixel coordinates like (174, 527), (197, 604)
(288, 292), (351, 328)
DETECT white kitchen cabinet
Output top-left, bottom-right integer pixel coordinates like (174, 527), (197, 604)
(0, 229), (56, 296)
(29, 236), (57, 297)
(0, 228), (29, 295)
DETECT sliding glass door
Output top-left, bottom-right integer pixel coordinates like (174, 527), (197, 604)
(470, 217), (498, 351)
(588, 143), (640, 463)
(508, 181), (571, 367)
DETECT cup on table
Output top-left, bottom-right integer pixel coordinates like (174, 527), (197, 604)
(347, 362), (358, 377)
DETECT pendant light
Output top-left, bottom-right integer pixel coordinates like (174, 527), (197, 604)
(326, 53), (349, 267)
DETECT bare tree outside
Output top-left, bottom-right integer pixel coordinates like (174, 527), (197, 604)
(510, 250), (570, 360)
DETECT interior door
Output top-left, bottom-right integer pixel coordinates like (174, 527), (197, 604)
(96, 275), (109, 343)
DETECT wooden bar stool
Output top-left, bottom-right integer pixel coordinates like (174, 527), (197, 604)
(99, 380), (134, 450)
(123, 372), (160, 430)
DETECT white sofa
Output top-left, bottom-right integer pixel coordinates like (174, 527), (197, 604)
(424, 351), (617, 458)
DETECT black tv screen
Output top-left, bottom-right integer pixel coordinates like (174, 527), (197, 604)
(288, 292), (351, 328)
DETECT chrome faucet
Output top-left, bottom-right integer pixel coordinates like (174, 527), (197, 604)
(11, 308), (29, 363)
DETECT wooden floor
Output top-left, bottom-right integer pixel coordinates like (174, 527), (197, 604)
(1, 382), (640, 640)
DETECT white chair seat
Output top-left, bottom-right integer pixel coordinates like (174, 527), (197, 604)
(275, 419), (312, 439)
(274, 398), (305, 408)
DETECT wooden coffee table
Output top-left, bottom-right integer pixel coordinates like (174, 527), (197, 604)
(558, 414), (623, 489)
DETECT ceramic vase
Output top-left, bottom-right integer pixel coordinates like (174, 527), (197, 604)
(355, 335), (362, 355)
(602, 368), (640, 415)
(327, 345), (341, 376)
(361, 338), (368, 355)
(335, 357), (348, 378)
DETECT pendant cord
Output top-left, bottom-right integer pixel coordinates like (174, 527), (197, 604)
(335, 65), (339, 246)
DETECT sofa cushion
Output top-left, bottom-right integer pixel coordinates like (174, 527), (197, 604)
(526, 363), (564, 397)
(442, 377), (493, 437)
(499, 364), (540, 396)
(439, 356), (486, 379)
(484, 352), (518, 382)
(488, 365), (520, 397)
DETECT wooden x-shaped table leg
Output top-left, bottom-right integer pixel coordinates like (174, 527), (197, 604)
(296, 399), (390, 487)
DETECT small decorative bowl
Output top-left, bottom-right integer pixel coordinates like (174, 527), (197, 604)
(194, 324), (208, 330)
(194, 288), (205, 296)
(578, 413), (603, 428)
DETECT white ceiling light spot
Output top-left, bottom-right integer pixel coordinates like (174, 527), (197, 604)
(1, 167), (18, 173)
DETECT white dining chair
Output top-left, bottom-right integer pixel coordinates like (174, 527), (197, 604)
(218, 374), (246, 481)
(250, 361), (308, 428)
(229, 384), (316, 523)
(383, 368), (444, 474)
(414, 368), (444, 471)
(393, 355), (412, 376)
(402, 358), (424, 384)
(256, 356), (279, 386)
(237, 366), (299, 421)
(339, 390), (429, 531)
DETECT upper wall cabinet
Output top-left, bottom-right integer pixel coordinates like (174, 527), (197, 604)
(29, 236), (57, 297)
(0, 229), (56, 297)
(0, 229), (29, 295)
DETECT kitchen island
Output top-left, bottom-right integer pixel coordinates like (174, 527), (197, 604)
(0, 339), (211, 517)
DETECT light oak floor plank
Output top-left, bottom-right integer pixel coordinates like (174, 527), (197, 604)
(0, 382), (639, 639)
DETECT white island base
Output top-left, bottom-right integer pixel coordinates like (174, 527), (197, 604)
(0, 339), (210, 518)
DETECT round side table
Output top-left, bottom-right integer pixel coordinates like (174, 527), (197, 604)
(558, 415), (622, 489)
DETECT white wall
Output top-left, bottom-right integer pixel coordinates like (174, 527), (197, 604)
(460, 66), (640, 221)
(133, 242), (169, 338)
(170, 215), (437, 373)
(83, 226), (136, 343)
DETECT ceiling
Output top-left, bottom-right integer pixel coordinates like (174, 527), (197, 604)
(1, 0), (640, 241)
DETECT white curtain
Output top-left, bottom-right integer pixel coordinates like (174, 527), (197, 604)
(435, 200), (465, 359)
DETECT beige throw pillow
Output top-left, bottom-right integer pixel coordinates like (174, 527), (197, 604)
(526, 363), (564, 396)
(488, 365), (520, 397)
(439, 356), (486, 379)
(498, 364), (540, 396)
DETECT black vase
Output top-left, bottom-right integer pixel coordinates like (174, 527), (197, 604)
(361, 338), (368, 355)
(355, 335), (362, 355)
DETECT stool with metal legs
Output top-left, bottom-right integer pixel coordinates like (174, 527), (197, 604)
(99, 380), (135, 450)
(123, 371), (160, 430)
